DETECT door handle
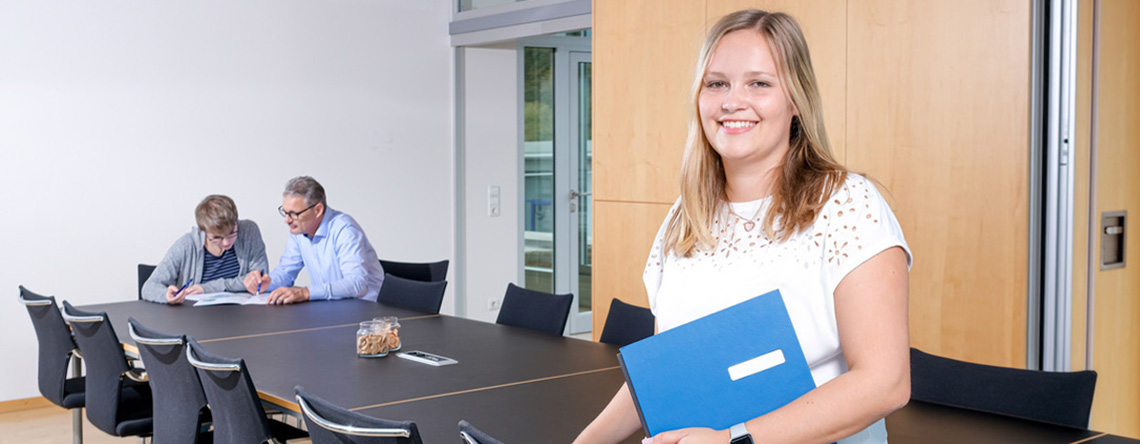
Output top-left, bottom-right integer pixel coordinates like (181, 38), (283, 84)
(569, 189), (592, 200)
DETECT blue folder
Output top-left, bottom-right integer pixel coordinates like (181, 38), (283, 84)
(618, 289), (817, 437)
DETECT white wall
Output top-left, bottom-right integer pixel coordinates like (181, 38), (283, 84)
(462, 44), (521, 323)
(0, 1), (453, 402)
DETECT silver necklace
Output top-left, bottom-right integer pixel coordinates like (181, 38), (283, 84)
(727, 203), (764, 232)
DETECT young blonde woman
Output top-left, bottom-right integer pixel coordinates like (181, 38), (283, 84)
(575, 10), (911, 444)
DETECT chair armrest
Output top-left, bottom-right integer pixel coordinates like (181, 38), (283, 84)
(16, 295), (53, 306)
(295, 395), (411, 438)
(60, 309), (103, 324)
(186, 347), (241, 372)
(128, 322), (184, 345)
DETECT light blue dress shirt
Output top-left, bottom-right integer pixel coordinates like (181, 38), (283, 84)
(267, 207), (384, 301)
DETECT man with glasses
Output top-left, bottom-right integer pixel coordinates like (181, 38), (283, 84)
(243, 176), (384, 304)
(142, 195), (269, 304)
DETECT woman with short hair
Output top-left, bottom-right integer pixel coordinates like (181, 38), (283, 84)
(142, 194), (269, 304)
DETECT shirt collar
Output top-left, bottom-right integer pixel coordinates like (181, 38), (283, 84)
(305, 207), (334, 241)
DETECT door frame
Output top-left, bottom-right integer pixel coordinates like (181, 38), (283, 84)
(567, 50), (593, 334)
(517, 34), (592, 334)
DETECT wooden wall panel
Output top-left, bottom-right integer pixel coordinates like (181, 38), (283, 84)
(594, 0), (1036, 373)
(1089, 0), (1140, 436)
(593, 0), (704, 204)
(591, 201), (674, 339)
(592, 0), (705, 337)
(706, 0), (847, 161)
(846, 0), (1031, 367)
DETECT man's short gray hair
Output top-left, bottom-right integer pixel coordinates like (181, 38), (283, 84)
(283, 176), (327, 207)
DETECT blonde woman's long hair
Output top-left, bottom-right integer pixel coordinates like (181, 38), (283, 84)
(663, 10), (847, 257)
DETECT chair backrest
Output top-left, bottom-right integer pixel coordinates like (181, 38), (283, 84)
(910, 347), (1097, 428)
(128, 318), (209, 444)
(186, 339), (274, 444)
(18, 286), (82, 408)
(138, 263), (157, 300)
(495, 283), (572, 336)
(376, 273), (448, 314)
(378, 259), (449, 283)
(598, 298), (655, 347)
(295, 385), (423, 444)
(62, 301), (153, 437)
(458, 420), (506, 444)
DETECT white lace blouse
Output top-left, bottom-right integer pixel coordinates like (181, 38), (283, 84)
(643, 174), (911, 444)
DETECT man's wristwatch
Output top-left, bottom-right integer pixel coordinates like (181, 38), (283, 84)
(729, 422), (753, 444)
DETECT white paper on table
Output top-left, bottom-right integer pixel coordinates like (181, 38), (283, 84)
(187, 292), (269, 306)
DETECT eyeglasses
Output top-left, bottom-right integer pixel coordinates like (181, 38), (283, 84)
(207, 229), (239, 245)
(279, 203), (318, 219)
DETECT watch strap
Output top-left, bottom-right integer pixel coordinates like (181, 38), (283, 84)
(729, 422), (753, 444)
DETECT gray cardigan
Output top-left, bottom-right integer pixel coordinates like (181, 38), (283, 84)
(142, 219), (269, 303)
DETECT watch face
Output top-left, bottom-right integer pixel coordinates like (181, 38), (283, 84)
(730, 435), (754, 444)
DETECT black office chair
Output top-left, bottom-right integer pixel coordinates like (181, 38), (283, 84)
(598, 298), (655, 347)
(378, 259), (449, 283)
(910, 347), (1098, 428)
(375, 273), (448, 314)
(187, 339), (308, 444)
(458, 420), (506, 444)
(138, 263), (157, 300)
(18, 286), (86, 444)
(60, 301), (154, 439)
(295, 385), (423, 444)
(495, 283), (572, 336)
(127, 318), (211, 444)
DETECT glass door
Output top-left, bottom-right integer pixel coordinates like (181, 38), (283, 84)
(520, 34), (592, 335)
(522, 46), (555, 296)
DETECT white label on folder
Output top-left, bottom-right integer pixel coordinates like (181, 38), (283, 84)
(727, 349), (785, 381)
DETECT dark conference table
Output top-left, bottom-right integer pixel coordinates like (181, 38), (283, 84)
(78, 299), (1138, 444)
(81, 299), (638, 443)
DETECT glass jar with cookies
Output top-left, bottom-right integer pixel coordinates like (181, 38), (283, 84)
(356, 320), (390, 358)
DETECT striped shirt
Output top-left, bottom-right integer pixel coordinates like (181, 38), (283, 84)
(201, 247), (241, 283)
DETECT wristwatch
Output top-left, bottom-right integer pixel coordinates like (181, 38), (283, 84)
(729, 422), (753, 444)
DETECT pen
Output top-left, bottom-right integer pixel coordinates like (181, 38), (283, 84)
(256, 269), (266, 295)
(173, 278), (194, 298)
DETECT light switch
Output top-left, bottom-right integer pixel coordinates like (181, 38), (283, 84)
(488, 185), (500, 217)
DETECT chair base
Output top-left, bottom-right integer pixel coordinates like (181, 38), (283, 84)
(73, 407), (83, 444)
